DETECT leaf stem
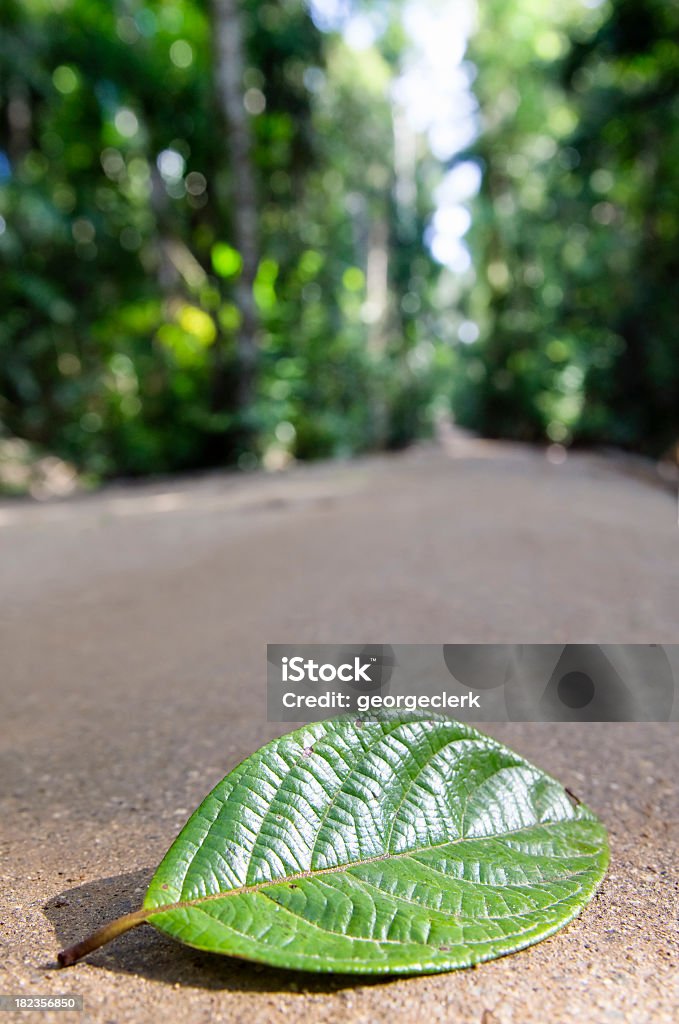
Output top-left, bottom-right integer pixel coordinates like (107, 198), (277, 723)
(57, 907), (150, 967)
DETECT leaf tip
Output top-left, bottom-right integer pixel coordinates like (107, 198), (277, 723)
(565, 786), (582, 806)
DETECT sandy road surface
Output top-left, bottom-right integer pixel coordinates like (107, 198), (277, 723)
(1, 443), (677, 1023)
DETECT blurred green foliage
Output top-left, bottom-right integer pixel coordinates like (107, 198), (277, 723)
(0, 0), (445, 485)
(2, 0), (677, 494)
(456, 0), (679, 457)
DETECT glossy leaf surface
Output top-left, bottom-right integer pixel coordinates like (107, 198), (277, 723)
(143, 716), (608, 973)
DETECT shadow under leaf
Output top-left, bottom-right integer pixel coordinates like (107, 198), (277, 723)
(43, 869), (399, 994)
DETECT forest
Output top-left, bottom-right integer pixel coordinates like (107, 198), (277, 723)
(1, 0), (677, 494)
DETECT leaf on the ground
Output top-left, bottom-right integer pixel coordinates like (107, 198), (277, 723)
(140, 715), (608, 973)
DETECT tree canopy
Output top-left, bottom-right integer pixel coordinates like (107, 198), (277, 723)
(0, 0), (444, 487)
(457, 0), (679, 458)
(0, 0), (676, 494)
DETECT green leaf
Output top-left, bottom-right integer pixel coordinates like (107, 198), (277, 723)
(210, 243), (242, 279)
(58, 715), (608, 973)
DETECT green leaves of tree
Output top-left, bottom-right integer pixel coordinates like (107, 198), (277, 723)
(211, 243), (243, 279)
(460, 0), (679, 456)
(59, 715), (608, 974)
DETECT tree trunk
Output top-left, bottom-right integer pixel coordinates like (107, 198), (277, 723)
(211, 0), (259, 414)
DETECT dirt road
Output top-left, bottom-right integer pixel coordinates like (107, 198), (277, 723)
(1, 443), (677, 1023)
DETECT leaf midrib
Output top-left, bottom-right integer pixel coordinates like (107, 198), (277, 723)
(145, 815), (597, 921)
(198, 872), (594, 951)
